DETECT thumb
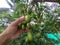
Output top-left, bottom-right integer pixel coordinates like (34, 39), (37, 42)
(11, 16), (25, 26)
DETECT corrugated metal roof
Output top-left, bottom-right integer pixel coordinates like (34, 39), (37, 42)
(0, 0), (14, 12)
(0, 0), (11, 8)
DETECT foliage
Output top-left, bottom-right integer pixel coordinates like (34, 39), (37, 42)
(0, 0), (60, 45)
(7, 1), (60, 45)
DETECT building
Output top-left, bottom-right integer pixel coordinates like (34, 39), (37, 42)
(0, 0), (14, 12)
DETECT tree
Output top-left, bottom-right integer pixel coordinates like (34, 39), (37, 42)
(0, 0), (60, 45)
(7, 0), (60, 45)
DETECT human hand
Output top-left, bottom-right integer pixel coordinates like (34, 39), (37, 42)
(0, 16), (29, 45)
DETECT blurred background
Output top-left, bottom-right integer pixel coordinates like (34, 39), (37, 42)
(0, 0), (60, 45)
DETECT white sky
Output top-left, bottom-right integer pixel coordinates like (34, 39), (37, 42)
(0, 0), (11, 8)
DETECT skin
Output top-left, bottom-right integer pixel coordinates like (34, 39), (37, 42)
(0, 16), (29, 45)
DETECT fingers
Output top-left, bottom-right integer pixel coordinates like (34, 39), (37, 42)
(9, 29), (30, 40)
(10, 31), (21, 40)
(11, 16), (25, 26)
(18, 29), (30, 33)
(24, 30), (30, 32)
(10, 30), (23, 40)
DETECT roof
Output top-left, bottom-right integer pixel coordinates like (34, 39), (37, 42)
(0, 0), (14, 12)
(0, 0), (11, 8)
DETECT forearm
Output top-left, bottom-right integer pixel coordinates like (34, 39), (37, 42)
(0, 38), (9, 45)
(0, 32), (10, 45)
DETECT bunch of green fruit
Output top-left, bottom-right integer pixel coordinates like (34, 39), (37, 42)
(11, 2), (42, 43)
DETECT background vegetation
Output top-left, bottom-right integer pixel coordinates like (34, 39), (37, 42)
(0, 0), (60, 45)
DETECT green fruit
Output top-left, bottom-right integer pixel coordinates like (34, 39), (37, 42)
(25, 37), (28, 42)
(26, 23), (31, 29)
(36, 33), (40, 39)
(18, 23), (22, 29)
(22, 25), (25, 30)
(26, 32), (33, 42)
(25, 15), (31, 23)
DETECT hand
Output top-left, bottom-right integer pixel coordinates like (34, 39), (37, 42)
(0, 16), (29, 45)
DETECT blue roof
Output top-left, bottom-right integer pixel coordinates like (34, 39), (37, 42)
(47, 33), (60, 45)
(47, 34), (58, 40)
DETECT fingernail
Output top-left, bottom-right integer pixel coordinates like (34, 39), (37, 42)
(18, 16), (25, 21)
(20, 16), (25, 19)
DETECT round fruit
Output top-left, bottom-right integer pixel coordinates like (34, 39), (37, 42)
(36, 32), (40, 39)
(26, 32), (33, 42)
(22, 25), (25, 30)
(18, 23), (22, 29)
(26, 23), (31, 29)
(25, 37), (28, 42)
(25, 15), (31, 23)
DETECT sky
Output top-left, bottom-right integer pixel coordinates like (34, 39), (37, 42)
(0, 0), (10, 8)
